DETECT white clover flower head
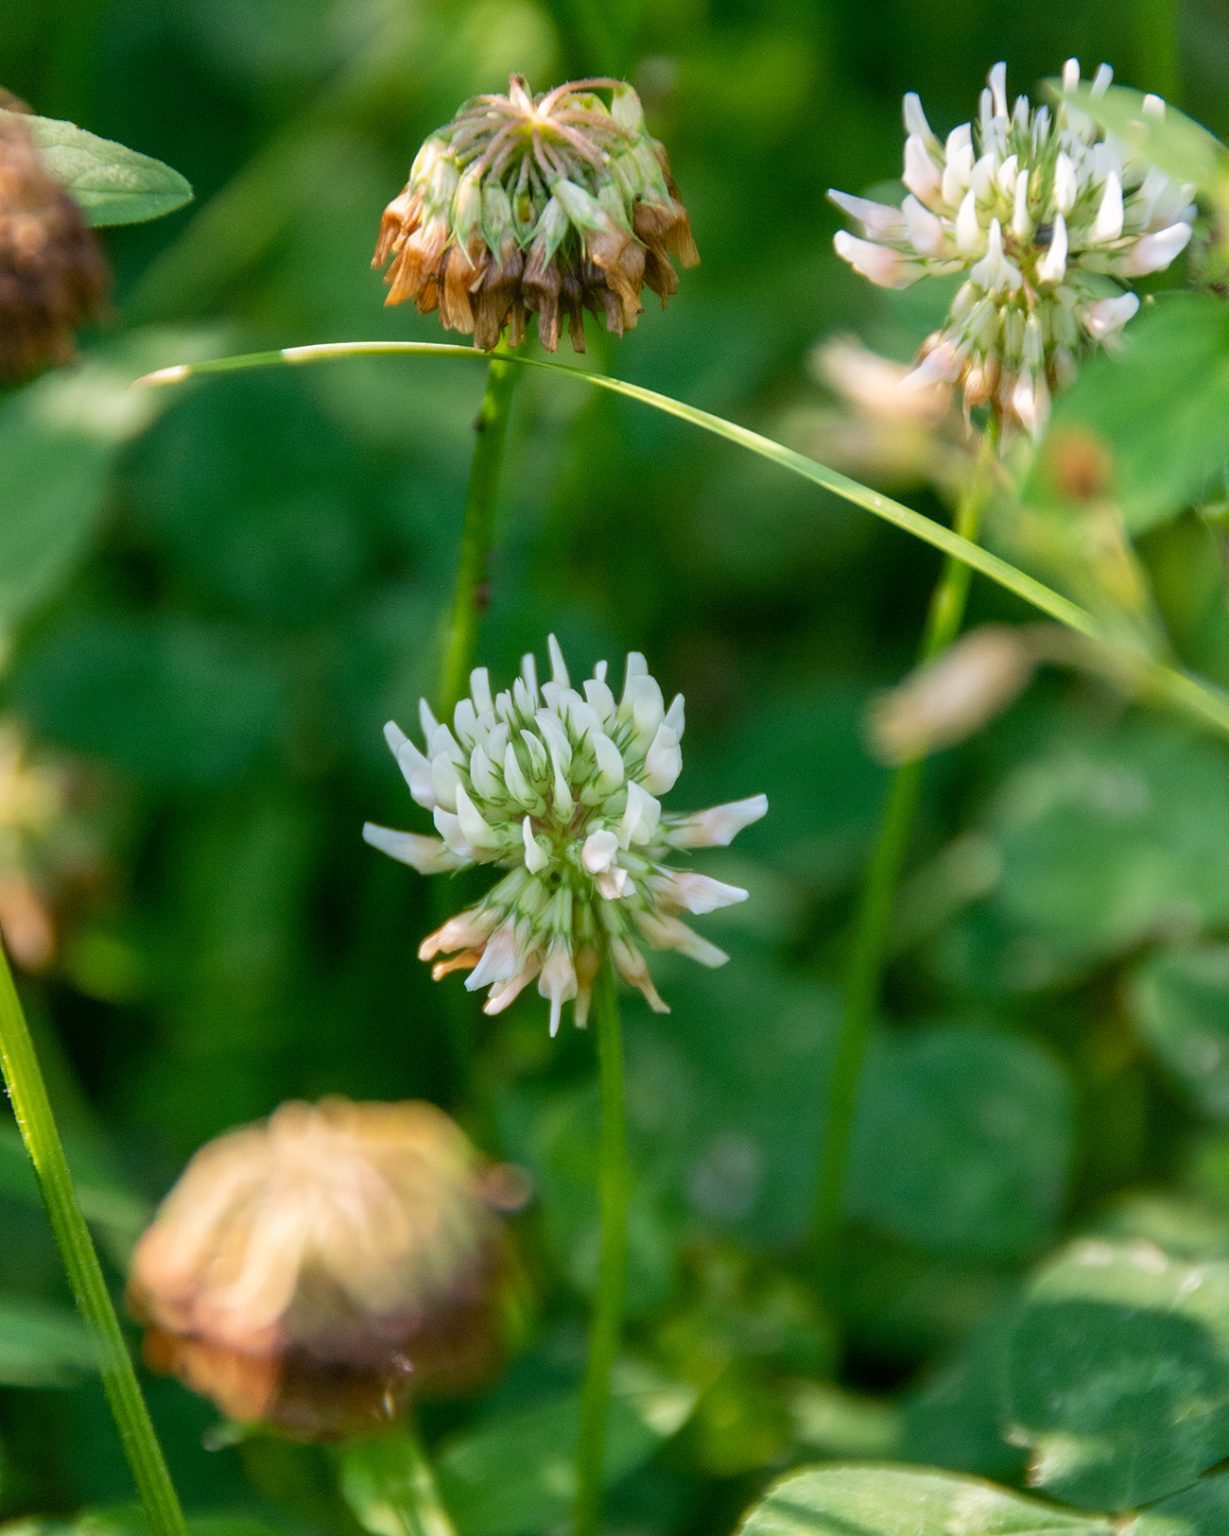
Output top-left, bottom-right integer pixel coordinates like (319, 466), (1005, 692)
(830, 60), (1197, 436)
(363, 638), (767, 1036)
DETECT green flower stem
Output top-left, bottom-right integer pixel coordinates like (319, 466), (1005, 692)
(337, 1426), (459, 1536)
(438, 349), (519, 715)
(575, 960), (629, 1536)
(138, 342), (1229, 745)
(811, 438), (997, 1265)
(0, 943), (187, 1536)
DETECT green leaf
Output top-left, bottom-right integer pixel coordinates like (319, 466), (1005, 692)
(735, 1465), (1116, 1535)
(1139, 1473), (1229, 1535)
(1005, 1236), (1229, 1508)
(1060, 82), (1229, 200)
(3, 111), (193, 226)
(849, 1025), (1075, 1262)
(0, 1296), (95, 1386)
(1022, 296), (1229, 537)
(432, 1363), (694, 1536)
(1129, 944), (1229, 1119)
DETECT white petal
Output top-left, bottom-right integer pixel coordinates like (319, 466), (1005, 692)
(903, 135), (942, 203)
(469, 743), (500, 800)
(902, 91), (935, 145)
(987, 61), (1008, 120)
(583, 676), (617, 722)
(429, 753), (462, 812)
(591, 731), (625, 791)
(666, 794), (768, 849)
(469, 667), (493, 715)
(503, 742), (534, 805)
(361, 824), (464, 873)
(621, 781), (662, 846)
(1037, 211), (1068, 284)
(635, 911), (728, 968)
(582, 828), (620, 873)
(1092, 172), (1124, 242)
(466, 920), (519, 989)
(1122, 221), (1191, 274)
(903, 194), (947, 257)
(1082, 291), (1139, 339)
(455, 784), (502, 850)
(395, 737), (438, 809)
(663, 871), (749, 914)
(546, 634), (569, 686)
(1053, 153), (1077, 215)
(522, 816), (549, 874)
(642, 724), (682, 795)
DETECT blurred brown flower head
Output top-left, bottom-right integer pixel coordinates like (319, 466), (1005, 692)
(373, 75), (698, 353)
(0, 108), (108, 384)
(128, 1098), (526, 1435)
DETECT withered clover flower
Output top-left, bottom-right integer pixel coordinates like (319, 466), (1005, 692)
(831, 61), (1196, 436)
(128, 1099), (525, 1435)
(0, 109), (108, 384)
(373, 75), (698, 353)
(364, 639), (767, 1035)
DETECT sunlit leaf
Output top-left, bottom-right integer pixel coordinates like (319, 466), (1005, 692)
(2, 111), (193, 226)
(1005, 1236), (1229, 1508)
(1060, 82), (1229, 199)
(736, 1465), (1116, 1534)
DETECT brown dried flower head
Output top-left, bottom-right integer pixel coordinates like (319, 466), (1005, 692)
(0, 110), (108, 384)
(128, 1098), (526, 1431)
(373, 75), (698, 353)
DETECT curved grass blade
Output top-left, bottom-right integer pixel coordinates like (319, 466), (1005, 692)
(134, 340), (1229, 739)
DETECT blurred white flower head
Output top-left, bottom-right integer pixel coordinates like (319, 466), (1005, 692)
(831, 60), (1196, 436)
(364, 638), (767, 1034)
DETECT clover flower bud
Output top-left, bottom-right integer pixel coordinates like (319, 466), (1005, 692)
(364, 640), (766, 1034)
(374, 76), (698, 354)
(0, 110), (108, 383)
(128, 1098), (525, 1436)
(831, 61), (1196, 436)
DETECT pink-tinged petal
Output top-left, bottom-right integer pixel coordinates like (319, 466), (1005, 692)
(827, 190), (905, 240)
(665, 794), (767, 849)
(833, 232), (915, 291)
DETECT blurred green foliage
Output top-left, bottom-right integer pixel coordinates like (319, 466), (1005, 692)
(4, 0), (1229, 1532)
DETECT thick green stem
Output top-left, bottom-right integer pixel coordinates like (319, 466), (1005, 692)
(811, 440), (997, 1265)
(574, 962), (629, 1536)
(438, 351), (519, 715)
(0, 943), (187, 1536)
